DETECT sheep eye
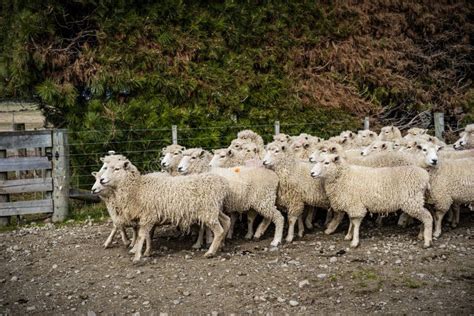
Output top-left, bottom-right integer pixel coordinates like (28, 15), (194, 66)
(114, 168), (120, 171)
(191, 157), (196, 160)
(324, 162), (330, 165)
(423, 149), (427, 152)
(104, 167), (107, 170)
(373, 147), (377, 149)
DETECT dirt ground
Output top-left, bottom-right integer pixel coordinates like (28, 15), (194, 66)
(0, 213), (473, 315)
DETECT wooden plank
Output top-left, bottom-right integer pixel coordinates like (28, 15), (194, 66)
(0, 130), (52, 149)
(69, 188), (101, 203)
(0, 178), (53, 194)
(0, 149), (9, 226)
(434, 112), (445, 141)
(52, 129), (69, 222)
(0, 199), (53, 216)
(0, 157), (51, 172)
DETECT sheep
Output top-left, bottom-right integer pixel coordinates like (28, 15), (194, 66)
(179, 147), (283, 247)
(273, 133), (293, 145)
(453, 125), (474, 150)
(237, 129), (265, 148)
(361, 140), (395, 156)
(357, 130), (378, 146)
(209, 145), (260, 168)
(99, 158), (231, 262)
(427, 157), (474, 238)
(91, 154), (140, 249)
(160, 144), (186, 176)
(379, 125), (402, 141)
(177, 148), (212, 175)
(263, 142), (329, 242)
(310, 154), (433, 248)
(406, 127), (428, 137)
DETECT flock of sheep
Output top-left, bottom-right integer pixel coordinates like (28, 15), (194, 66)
(90, 123), (474, 262)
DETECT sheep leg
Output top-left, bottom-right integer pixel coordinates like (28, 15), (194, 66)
(324, 209), (334, 226)
(286, 215), (298, 243)
(324, 211), (345, 235)
(297, 215), (305, 238)
(403, 206), (433, 248)
(218, 212), (231, 248)
(245, 210), (257, 239)
(205, 227), (213, 245)
(103, 226), (118, 249)
(132, 225), (151, 263)
(204, 220), (225, 258)
(349, 217), (363, 248)
(226, 213), (237, 239)
(451, 203), (460, 228)
(192, 225), (205, 249)
(120, 227), (131, 247)
(375, 214), (383, 227)
(397, 212), (411, 228)
(254, 218), (271, 239)
(143, 230), (153, 257)
(129, 226), (138, 248)
(344, 221), (354, 241)
(305, 207), (314, 230)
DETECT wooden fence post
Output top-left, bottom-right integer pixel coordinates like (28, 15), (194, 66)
(172, 125), (178, 145)
(364, 117), (370, 130)
(0, 150), (10, 226)
(52, 129), (69, 222)
(274, 121), (280, 135)
(434, 112), (445, 141)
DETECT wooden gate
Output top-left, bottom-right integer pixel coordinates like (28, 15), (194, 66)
(0, 129), (69, 223)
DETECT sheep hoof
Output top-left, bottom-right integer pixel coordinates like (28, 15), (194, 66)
(204, 251), (215, 258)
(451, 223), (457, 228)
(132, 257), (141, 264)
(324, 228), (334, 235)
(103, 243), (111, 249)
(423, 241), (432, 249)
(350, 241), (359, 248)
(191, 243), (202, 249)
(433, 232), (441, 239)
(344, 235), (352, 241)
(285, 237), (294, 243)
(129, 248), (136, 254)
(143, 251), (151, 257)
(244, 233), (253, 240)
(305, 222), (313, 230)
(270, 240), (280, 247)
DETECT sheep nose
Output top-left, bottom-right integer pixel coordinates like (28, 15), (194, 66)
(310, 172), (316, 178)
(178, 167), (183, 172)
(360, 152), (364, 155)
(431, 159), (438, 165)
(99, 178), (105, 184)
(262, 160), (268, 166)
(161, 162), (168, 167)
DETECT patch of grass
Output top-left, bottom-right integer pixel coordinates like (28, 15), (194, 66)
(329, 274), (338, 282)
(69, 202), (109, 222)
(352, 269), (379, 281)
(403, 277), (422, 289)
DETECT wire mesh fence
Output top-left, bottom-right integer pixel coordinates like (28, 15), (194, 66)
(67, 119), (369, 191)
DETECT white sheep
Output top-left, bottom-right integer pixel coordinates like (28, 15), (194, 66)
(361, 140), (395, 156)
(181, 148), (284, 247)
(379, 125), (402, 141)
(453, 125), (474, 150)
(273, 133), (293, 145)
(99, 159), (231, 262)
(406, 127), (428, 137)
(237, 129), (265, 148)
(310, 154), (433, 248)
(357, 130), (378, 146)
(160, 144), (186, 176)
(263, 142), (329, 242)
(177, 148), (212, 175)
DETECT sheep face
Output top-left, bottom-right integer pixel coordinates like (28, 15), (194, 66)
(379, 126), (400, 141)
(361, 141), (393, 156)
(310, 154), (341, 179)
(340, 130), (355, 140)
(414, 142), (441, 167)
(262, 143), (288, 167)
(209, 149), (233, 168)
(357, 130), (378, 146)
(454, 126), (473, 149)
(240, 143), (259, 159)
(99, 160), (133, 187)
(453, 132), (466, 150)
(161, 145), (185, 169)
(407, 127), (428, 136)
(290, 139), (310, 157)
(230, 138), (246, 151)
(177, 150), (200, 174)
(273, 133), (291, 144)
(91, 172), (111, 196)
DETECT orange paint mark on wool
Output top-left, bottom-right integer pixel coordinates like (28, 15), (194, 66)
(233, 167), (240, 173)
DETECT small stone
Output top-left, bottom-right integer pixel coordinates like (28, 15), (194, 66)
(87, 311), (96, 316)
(329, 257), (337, 263)
(45, 292), (51, 297)
(277, 297), (285, 303)
(185, 255), (192, 260)
(317, 274), (327, 279)
(183, 291), (190, 296)
(211, 312), (218, 316)
(288, 260), (300, 265)
(143, 301), (150, 305)
(172, 300), (180, 305)
(12, 245), (20, 251)
(0, 279), (5, 283)
(10, 276), (18, 282)
(289, 300), (299, 307)
(26, 306), (36, 311)
(298, 280), (310, 288)
(52, 264), (58, 269)
(395, 259), (402, 265)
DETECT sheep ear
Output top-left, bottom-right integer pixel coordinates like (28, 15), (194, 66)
(349, 132), (353, 138)
(281, 145), (286, 151)
(123, 161), (130, 169)
(437, 145), (443, 151)
(330, 146), (336, 153)
(416, 144), (422, 150)
(253, 147), (257, 153)
(91, 171), (97, 177)
(341, 138), (347, 143)
(333, 155), (340, 162)
(227, 149), (233, 157)
(381, 143), (387, 149)
(100, 157), (105, 163)
(391, 126), (394, 131)
(303, 143), (309, 149)
(199, 150), (205, 157)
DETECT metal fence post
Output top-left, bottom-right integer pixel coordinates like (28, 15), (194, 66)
(364, 117), (370, 130)
(172, 125), (178, 145)
(434, 112), (445, 141)
(52, 129), (69, 222)
(0, 150), (10, 226)
(274, 121), (280, 135)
